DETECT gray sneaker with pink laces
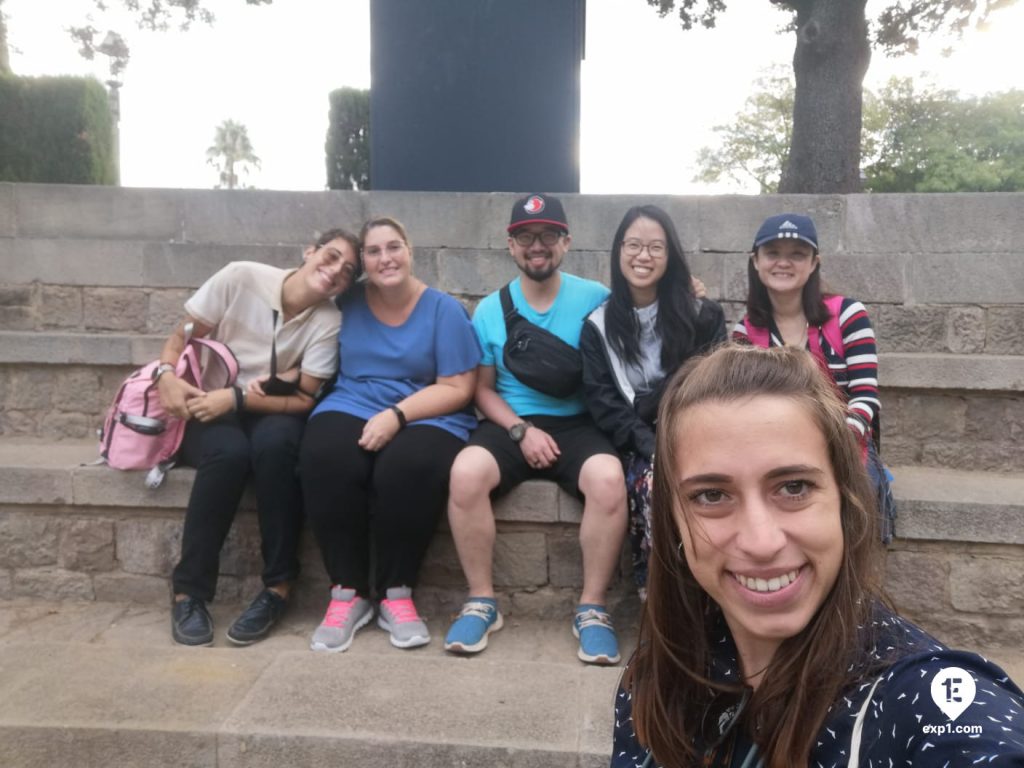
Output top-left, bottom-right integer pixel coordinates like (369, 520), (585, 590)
(310, 586), (373, 653)
(377, 586), (430, 648)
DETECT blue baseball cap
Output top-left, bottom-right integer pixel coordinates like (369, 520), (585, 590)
(752, 213), (818, 252)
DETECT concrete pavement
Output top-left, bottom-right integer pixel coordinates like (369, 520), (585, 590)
(2, 596), (1022, 768)
(0, 598), (635, 768)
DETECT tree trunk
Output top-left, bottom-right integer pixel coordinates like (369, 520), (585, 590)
(778, 0), (871, 193)
(0, 0), (12, 76)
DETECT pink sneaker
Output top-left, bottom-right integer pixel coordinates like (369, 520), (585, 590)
(377, 586), (430, 648)
(309, 586), (373, 652)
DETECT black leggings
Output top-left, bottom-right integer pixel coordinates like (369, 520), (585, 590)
(300, 410), (463, 597)
(172, 411), (307, 602)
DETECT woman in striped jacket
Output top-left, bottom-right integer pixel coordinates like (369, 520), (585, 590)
(732, 213), (893, 541)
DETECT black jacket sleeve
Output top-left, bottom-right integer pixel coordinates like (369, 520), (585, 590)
(694, 298), (728, 351)
(580, 321), (657, 458)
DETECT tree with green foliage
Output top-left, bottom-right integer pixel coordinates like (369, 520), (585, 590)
(0, 0), (271, 77)
(206, 119), (260, 189)
(865, 82), (1024, 192)
(0, 75), (117, 184)
(326, 87), (370, 190)
(695, 72), (1024, 193)
(646, 0), (1020, 193)
(693, 67), (794, 193)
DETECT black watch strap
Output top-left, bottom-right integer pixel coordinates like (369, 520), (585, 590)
(508, 421), (531, 443)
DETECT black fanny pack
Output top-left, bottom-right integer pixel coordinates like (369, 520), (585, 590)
(500, 283), (583, 399)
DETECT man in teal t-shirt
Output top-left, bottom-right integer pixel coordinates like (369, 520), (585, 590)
(444, 194), (627, 666)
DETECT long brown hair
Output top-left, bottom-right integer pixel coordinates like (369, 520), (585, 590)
(624, 344), (883, 767)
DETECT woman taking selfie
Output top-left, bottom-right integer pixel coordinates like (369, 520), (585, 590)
(611, 345), (1024, 767)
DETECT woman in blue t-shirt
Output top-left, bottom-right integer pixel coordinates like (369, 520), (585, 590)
(300, 216), (482, 653)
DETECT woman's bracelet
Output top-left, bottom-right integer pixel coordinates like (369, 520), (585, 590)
(391, 405), (407, 429)
(232, 385), (244, 412)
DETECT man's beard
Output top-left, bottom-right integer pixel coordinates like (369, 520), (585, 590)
(518, 255), (559, 283)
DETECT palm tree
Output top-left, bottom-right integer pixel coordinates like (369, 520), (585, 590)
(206, 119), (260, 189)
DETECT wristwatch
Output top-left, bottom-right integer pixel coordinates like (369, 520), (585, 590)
(153, 363), (175, 382)
(508, 421), (532, 443)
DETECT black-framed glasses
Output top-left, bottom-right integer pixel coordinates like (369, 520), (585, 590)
(621, 239), (667, 258)
(513, 230), (563, 247)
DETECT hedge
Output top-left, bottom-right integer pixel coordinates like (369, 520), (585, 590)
(0, 75), (117, 184)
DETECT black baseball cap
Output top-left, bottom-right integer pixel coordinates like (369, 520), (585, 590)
(508, 194), (569, 234)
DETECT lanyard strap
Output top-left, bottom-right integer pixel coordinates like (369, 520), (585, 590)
(270, 309), (280, 378)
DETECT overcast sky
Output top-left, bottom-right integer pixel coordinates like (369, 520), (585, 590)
(5, 0), (1023, 193)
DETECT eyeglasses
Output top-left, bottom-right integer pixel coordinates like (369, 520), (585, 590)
(321, 247), (359, 279)
(512, 230), (564, 247)
(621, 239), (667, 258)
(362, 241), (406, 259)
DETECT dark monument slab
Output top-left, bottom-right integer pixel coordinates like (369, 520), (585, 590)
(370, 0), (585, 193)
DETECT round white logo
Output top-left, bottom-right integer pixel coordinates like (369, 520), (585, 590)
(523, 196), (545, 214)
(930, 666), (976, 722)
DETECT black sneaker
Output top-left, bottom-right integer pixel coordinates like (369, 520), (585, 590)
(171, 596), (214, 646)
(226, 589), (287, 646)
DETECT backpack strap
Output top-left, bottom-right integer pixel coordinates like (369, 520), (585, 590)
(820, 294), (846, 356)
(190, 336), (240, 387)
(742, 317), (771, 347)
(499, 283), (520, 329)
(270, 309), (281, 379)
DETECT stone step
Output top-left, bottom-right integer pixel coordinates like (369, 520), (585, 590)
(4, 185), (1023, 300)
(3, 439), (1021, 543)
(4, 330), (1022, 389)
(2, 331), (1022, 474)
(0, 438), (596, 618)
(0, 598), (629, 768)
(1, 596), (1021, 768)
(1, 438), (1023, 645)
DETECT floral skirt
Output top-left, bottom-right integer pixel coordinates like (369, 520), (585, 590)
(624, 452), (654, 599)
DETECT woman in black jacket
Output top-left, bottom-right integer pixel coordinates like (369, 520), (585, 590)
(581, 205), (725, 598)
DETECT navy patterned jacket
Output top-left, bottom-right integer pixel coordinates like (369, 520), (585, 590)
(611, 606), (1024, 767)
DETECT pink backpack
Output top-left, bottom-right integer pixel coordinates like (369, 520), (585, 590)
(742, 294), (845, 360)
(98, 329), (238, 488)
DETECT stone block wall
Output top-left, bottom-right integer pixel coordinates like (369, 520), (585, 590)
(2, 185), (1022, 467)
(0, 184), (1022, 643)
(886, 543), (1024, 649)
(0, 476), (609, 619)
(0, 364), (134, 440)
(882, 391), (1024, 472)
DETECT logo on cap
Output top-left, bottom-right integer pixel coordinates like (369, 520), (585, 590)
(524, 196), (546, 215)
(779, 220), (799, 230)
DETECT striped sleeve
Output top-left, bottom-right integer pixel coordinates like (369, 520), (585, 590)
(838, 298), (879, 436)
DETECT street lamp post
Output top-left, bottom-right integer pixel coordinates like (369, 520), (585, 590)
(96, 31), (128, 185)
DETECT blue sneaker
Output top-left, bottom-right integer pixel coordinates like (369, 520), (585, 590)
(444, 598), (503, 654)
(573, 604), (620, 665)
